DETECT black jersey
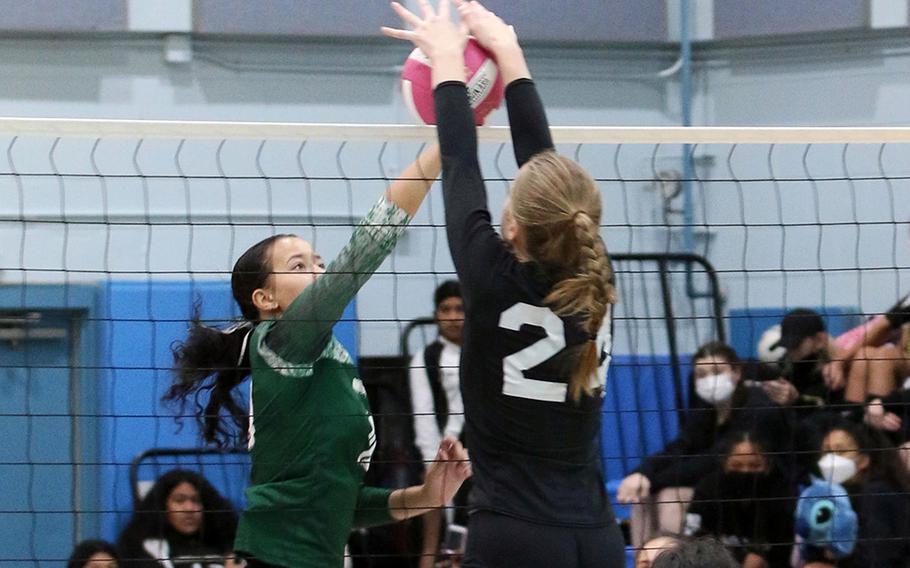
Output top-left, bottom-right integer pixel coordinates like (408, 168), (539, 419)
(435, 79), (614, 527)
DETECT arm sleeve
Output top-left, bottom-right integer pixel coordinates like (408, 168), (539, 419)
(442, 367), (465, 439)
(762, 497), (796, 566)
(880, 388), (910, 413)
(410, 351), (442, 467)
(636, 407), (710, 486)
(505, 78), (554, 167)
(352, 485), (394, 528)
(434, 81), (512, 294)
(684, 482), (709, 536)
(265, 196), (410, 363)
(646, 453), (717, 492)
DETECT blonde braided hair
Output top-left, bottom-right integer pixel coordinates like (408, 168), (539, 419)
(510, 152), (616, 401)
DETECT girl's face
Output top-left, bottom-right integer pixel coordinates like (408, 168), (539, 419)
(692, 355), (740, 382)
(435, 296), (465, 344)
(821, 429), (869, 482)
(166, 481), (203, 536)
(724, 440), (768, 473)
(84, 552), (117, 568)
(255, 236), (325, 318)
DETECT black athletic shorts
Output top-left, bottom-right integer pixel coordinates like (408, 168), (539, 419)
(462, 511), (626, 568)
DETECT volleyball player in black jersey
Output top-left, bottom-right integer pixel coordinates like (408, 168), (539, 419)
(383, 1), (625, 565)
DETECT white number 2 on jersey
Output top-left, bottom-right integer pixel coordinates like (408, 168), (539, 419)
(499, 302), (612, 403)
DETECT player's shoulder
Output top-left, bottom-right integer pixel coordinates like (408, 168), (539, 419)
(488, 262), (551, 302)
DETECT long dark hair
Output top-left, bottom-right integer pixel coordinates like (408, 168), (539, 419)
(651, 536), (739, 568)
(717, 429), (767, 462)
(67, 540), (119, 568)
(692, 341), (741, 368)
(117, 470), (238, 564)
(823, 420), (910, 493)
(165, 234), (291, 446)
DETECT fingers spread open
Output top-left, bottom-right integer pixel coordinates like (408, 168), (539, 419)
(437, 0), (451, 19)
(391, 1), (423, 27)
(417, 0), (435, 19)
(380, 26), (418, 41)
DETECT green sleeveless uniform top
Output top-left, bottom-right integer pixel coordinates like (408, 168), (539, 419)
(234, 196), (410, 567)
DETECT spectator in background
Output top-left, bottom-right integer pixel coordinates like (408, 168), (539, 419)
(843, 295), (910, 403)
(649, 537), (739, 568)
(761, 309), (859, 482)
(68, 540), (119, 568)
(117, 469), (240, 568)
(763, 309), (846, 411)
(409, 280), (466, 568)
(764, 300), (910, 408)
(685, 430), (795, 567)
(636, 535), (681, 568)
(803, 421), (910, 567)
(616, 341), (792, 549)
(864, 372), (910, 470)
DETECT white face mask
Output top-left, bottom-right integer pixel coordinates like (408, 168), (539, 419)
(818, 453), (858, 485)
(695, 372), (736, 404)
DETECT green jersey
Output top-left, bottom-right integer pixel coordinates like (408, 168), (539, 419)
(234, 196), (410, 567)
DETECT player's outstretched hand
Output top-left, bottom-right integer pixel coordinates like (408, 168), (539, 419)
(455, 0), (530, 85)
(423, 436), (472, 507)
(454, 0), (518, 57)
(382, 0), (467, 62)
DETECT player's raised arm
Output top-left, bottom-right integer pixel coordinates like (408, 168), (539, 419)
(267, 144), (440, 362)
(456, 0), (553, 165)
(384, 0), (508, 289)
(384, 143), (441, 217)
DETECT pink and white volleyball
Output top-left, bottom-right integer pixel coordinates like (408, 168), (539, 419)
(401, 38), (505, 126)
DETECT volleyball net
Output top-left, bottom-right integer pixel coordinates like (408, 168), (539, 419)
(1, 119), (909, 564)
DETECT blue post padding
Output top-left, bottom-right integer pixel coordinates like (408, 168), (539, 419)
(728, 306), (862, 360)
(97, 280), (357, 541)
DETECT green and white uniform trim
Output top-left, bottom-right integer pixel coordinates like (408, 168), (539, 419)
(235, 196), (410, 568)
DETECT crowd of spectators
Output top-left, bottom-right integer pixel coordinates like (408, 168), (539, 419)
(619, 294), (910, 567)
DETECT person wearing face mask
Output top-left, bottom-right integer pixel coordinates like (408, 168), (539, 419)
(801, 421), (910, 567)
(762, 310), (870, 488)
(117, 470), (240, 568)
(684, 431), (795, 568)
(617, 342), (793, 549)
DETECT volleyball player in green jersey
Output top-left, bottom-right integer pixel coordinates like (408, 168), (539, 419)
(166, 144), (471, 568)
